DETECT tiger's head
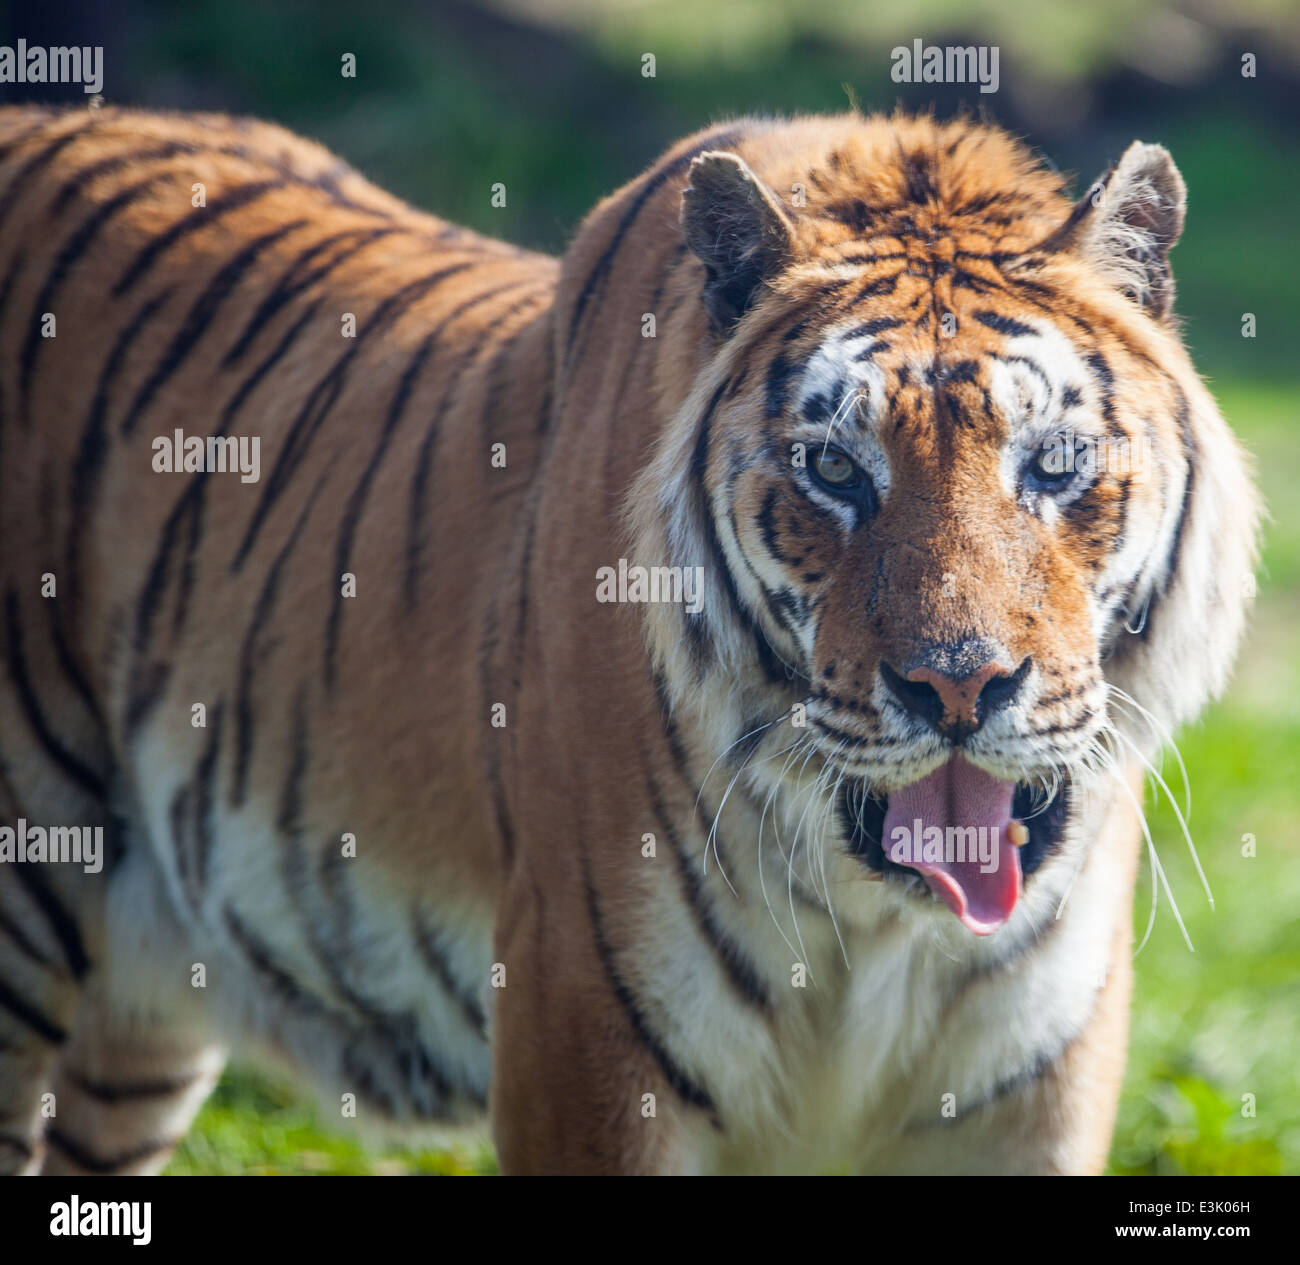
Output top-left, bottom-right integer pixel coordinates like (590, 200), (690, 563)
(629, 115), (1258, 938)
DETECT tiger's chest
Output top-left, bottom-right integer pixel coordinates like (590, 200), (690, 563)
(670, 849), (1122, 1174)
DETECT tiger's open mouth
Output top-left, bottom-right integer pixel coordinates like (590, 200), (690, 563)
(841, 755), (1072, 935)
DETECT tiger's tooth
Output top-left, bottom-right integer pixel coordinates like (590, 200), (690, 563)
(1007, 821), (1029, 848)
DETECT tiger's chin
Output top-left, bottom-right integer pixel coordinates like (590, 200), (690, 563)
(839, 760), (1073, 936)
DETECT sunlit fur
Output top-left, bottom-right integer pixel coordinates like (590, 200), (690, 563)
(0, 106), (1258, 1176)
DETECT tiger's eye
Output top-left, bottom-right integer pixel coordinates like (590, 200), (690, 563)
(812, 449), (860, 489)
(1031, 437), (1082, 486)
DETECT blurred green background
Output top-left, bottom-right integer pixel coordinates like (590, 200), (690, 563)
(8, 0), (1296, 1175)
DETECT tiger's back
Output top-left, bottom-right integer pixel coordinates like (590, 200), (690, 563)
(0, 105), (554, 1173)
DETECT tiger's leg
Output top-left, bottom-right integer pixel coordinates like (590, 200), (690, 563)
(490, 866), (701, 1175)
(0, 867), (87, 1175)
(40, 840), (226, 1176)
(41, 990), (225, 1176)
(0, 763), (100, 1174)
(0, 577), (112, 1172)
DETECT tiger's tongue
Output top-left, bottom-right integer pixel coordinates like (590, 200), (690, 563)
(882, 755), (1021, 935)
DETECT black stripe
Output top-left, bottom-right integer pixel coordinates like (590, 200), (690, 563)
(307, 856), (457, 1098)
(730, 497), (814, 658)
(168, 782), (195, 901)
(1141, 388), (1196, 642)
(401, 281), (539, 608)
(45, 588), (103, 729)
(851, 270), (902, 302)
(840, 316), (905, 341)
(646, 774), (771, 1010)
(812, 716), (871, 748)
(190, 698), (225, 898)
(233, 262), (476, 571)
(0, 118), (89, 235)
(3, 591), (103, 798)
(67, 289), (175, 592)
(0, 1131), (34, 1167)
(565, 127), (747, 365)
(578, 844), (717, 1117)
(0, 975), (67, 1045)
(110, 179), (283, 298)
(411, 909), (489, 1037)
(478, 563), (517, 867)
(219, 295), (324, 427)
(231, 475), (328, 806)
(0, 112), (65, 163)
(130, 490), (199, 659)
(1036, 174), (1113, 256)
(276, 688), (309, 836)
(0, 251), (22, 372)
(688, 378), (754, 655)
(325, 329), (435, 683)
(911, 1034), (1076, 1130)
(45, 139), (323, 221)
(171, 477), (207, 638)
(17, 171), (175, 427)
(136, 295), (327, 662)
(764, 351), (799, 420)
(49, 140), (195, 215)
(478, 584), (516, 868)
(130, 298), (324, 672)
(223, 904), (334, 1020)
(0, 903), (54, 968)
(45, 1127), (178, 1174)
(220, 225), (401, 368)
(120, 218), (308, 436)
(123, 661), (171, 741)
(66, 1068), (204, 1105)
(1085, 350), (1116, 423)
(988, 351), (1050, 393)
(974, 310), (1036, 338)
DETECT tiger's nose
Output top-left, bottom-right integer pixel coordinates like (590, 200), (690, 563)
(881, 649), (1031, 739)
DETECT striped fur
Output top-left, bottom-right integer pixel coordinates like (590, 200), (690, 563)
(0, 106), (1257, 1175)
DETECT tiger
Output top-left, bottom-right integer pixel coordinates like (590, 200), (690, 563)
(0, 102), (1258, 1177)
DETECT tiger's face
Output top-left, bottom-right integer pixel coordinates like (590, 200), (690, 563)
(721, 294), (1170, 932)
(659, 125), (1210, 935)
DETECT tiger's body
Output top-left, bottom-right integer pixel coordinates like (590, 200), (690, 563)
(0, 105), (1256, 1175)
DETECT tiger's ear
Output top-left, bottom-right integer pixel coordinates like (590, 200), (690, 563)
(1035, 142), (1186, 320)
(682, 152), (794, 335)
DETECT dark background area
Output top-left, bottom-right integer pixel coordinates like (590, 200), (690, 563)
(5, 0), (1299, 378)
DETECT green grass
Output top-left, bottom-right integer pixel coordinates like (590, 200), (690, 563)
(1107, 381), (1300, 1176)
(166, 1067), (497, 1176)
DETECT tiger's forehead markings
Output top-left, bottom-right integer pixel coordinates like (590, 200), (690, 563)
(793, 320), (897, 427)
(981, 315), (1094, 441)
